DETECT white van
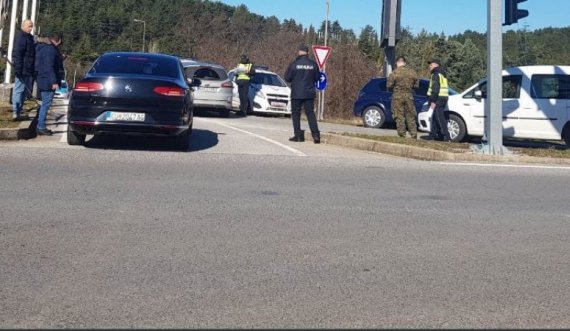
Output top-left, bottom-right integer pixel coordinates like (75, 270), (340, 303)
(417, 66), (570, 146)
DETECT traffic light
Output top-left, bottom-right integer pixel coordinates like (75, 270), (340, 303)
(504, 0), (529, 26)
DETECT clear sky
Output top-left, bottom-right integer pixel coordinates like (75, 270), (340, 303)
(217, 0), (570, 36)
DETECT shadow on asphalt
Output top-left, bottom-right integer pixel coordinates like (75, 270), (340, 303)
(82, 129), (219, 153)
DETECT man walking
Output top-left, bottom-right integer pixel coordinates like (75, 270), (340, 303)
(284, 44), (321, 144)
(427, 59), (451, 141)
(34, 33), (64, 136)
(387, 56), (419, 139)
(11, 19), (35, 121)
(235, 54), (255, 117)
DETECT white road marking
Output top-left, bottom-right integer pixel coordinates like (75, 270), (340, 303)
(440, 162), (570, 170)
(203, 119), (307, 157)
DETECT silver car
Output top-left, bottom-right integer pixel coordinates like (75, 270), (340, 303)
(181, 59), (233, 117)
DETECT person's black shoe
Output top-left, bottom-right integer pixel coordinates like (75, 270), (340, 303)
(36, 128), (53, 136)
(289, 135), (304, 142)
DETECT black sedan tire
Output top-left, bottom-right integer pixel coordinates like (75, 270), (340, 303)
(67, 126), (86, 146)
(362, 106), (385, 128)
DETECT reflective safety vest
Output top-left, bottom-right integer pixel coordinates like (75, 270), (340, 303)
(427, 72), (449, 97)
(236, 63), (253, 81)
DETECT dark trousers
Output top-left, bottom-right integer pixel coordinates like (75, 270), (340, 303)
(291, 98), (319, 137)
(236, 80), (250, 115)
(431, 98), (450, 140)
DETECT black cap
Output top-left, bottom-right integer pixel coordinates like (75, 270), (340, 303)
(298, 44), (309, 52)
(427, 59), (441, 66)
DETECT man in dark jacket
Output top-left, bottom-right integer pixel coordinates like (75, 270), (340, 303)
(11, 19), (35, 121)
(284, 44), (321, 143)
(34, 33), (64, 136)
(427, 59), (451, 141)
(235, 55), (255, 117)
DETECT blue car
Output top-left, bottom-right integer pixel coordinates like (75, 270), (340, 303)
(353, 77), (457, 128)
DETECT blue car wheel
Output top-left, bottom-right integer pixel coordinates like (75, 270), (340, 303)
(362, 106), (385, 128)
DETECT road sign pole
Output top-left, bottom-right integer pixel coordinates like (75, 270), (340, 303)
(473, 0), (510, 155)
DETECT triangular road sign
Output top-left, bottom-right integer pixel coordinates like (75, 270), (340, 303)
(312, 45), (332, 70)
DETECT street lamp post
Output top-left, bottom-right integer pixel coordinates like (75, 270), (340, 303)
(133, 19), (145, 52)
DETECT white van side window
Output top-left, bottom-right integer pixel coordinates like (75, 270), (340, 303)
(463, 75), (522, 99)
(531, 75), (570, 99)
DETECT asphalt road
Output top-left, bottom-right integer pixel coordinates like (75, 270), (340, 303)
(1, 102), (569, 328)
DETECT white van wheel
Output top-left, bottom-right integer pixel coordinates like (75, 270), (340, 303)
(447, 114), (467, 142)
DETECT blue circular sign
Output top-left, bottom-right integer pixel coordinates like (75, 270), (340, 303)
(315, 72), (327, 91)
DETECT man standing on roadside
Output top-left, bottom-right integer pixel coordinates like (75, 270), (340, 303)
(284, 44), (321, 144)
(387, 56), (419, 139)
(11, 19), (35, 121)
(235, 54), (255, 117)
(34, 33), (64, 136)
(427, 59), (451, 142)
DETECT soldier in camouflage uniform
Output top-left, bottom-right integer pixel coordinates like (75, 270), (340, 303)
(387, 56), (419, 138)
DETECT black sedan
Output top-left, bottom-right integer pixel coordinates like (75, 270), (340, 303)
(67, 52), (198, 150)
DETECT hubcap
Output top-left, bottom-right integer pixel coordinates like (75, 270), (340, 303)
(447, 120), (460, 140)
(364, 108), (381, 126)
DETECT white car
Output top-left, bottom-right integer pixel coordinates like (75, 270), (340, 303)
(181, 59), (233, 117)
(418, 65), (570, 146)
(228, 67), (292, 116)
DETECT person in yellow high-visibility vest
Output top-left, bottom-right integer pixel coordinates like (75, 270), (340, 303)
(235, 55), (255, 117)
(427, 59), (451, 142)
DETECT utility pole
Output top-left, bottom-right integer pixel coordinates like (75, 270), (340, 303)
(473, 0), (510, 155)
(133, 19), (146, 52)
(30, 0), (37, 34)
(380, 0), (401, 77)
(4, 0), (19, 84)
(22, 0), (29, 21)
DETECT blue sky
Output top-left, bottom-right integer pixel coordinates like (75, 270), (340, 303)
(217, 0), (570, 36)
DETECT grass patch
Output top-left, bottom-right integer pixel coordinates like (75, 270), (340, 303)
(340, 132), (471, 153)
(511, 146), (570, 159)
(0, 101), (37, 129)
(0, 106), (18, 129)
(341, 132), (570, 159)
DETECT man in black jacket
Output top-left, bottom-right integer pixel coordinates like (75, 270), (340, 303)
(284, 44), (321, 143)
(34, 33), (64, 136)
(11, 19), (35, 121)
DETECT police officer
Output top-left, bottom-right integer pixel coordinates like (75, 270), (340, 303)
(387, 56), (419, 138)
(284, 44), (320, 143)
(427, 59), (451, 141)
(235, 54), (255, 117)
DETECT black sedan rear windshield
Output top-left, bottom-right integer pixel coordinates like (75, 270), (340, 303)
(89, 55), (179, 78)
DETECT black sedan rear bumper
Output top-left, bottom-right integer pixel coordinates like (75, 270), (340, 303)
(69, 120), (189, 136)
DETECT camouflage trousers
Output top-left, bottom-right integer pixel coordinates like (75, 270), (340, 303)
(392, 94), (417, 138)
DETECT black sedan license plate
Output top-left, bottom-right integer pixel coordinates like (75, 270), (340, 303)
(106, 112), (145, 122)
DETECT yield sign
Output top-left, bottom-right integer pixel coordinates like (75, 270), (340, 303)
(312, 45), (332, 70)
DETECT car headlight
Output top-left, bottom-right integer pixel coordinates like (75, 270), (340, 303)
(418, 102), (430, 113)
(255, 91), (266, 99)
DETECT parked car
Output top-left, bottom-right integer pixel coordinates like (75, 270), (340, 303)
(417, 65), (570, 145)
(353, 77), (458, 128)
(181, 59), (233, 117)
(54, 80), (69, 99)
(67, 52), (198, 150)
(228, 67), (292, 116)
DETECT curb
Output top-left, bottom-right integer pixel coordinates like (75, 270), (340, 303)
(315, 132), (570, 166)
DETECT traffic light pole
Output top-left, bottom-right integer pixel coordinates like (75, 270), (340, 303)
(473, 0), (510, 155)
